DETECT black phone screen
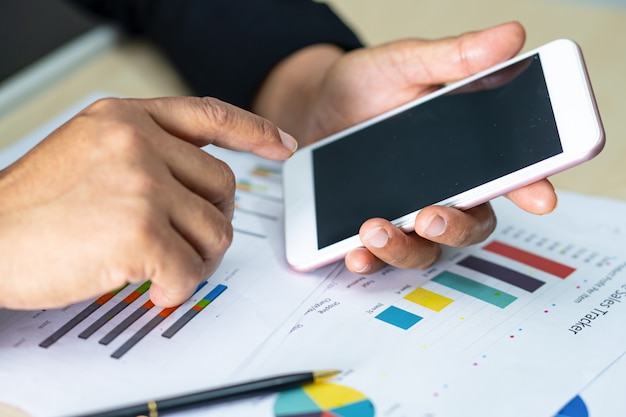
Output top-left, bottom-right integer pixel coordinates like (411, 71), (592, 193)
(312, 54), (562, 249)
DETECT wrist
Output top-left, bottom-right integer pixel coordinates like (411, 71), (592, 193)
(252, 44), (344, 145)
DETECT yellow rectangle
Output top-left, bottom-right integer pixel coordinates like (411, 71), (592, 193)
(404, 287), (453, 312)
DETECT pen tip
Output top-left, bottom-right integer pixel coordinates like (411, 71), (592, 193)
(313, 369), (341, 381)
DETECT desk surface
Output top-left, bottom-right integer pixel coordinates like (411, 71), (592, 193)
(1, 0), (624, 200)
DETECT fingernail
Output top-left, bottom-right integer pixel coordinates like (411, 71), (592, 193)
(279, 129), (298, 153)
(363, 226), (389, 249)
(423, 214), (447, 237)
(354, 263), (371, 274)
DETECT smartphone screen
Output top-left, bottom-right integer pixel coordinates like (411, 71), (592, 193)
(312, 54), (562, 249)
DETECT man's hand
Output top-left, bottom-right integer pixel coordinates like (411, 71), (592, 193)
(0, 97), (297, 309)
(254, 21), (557, 274)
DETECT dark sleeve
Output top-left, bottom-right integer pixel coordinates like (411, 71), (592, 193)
(67, 0), (363, 109)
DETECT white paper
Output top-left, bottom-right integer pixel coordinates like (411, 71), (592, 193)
(2, 94), (626, 417)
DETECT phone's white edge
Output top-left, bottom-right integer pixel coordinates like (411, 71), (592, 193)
(283, 39), (605, 272)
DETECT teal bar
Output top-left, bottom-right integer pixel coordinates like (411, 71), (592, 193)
(375, 306), (422, 330)
(432, 271), (516, 308)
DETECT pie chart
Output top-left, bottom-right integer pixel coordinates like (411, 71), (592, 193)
(555, 395), (589, 417)
(273, 382), (375, 417)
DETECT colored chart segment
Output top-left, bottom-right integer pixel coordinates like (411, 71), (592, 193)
(251, 166), (281, 179)
(555, 395), (589, 417)
(99, 299), (154, 346)
(484, 240), (575, 278)
(162, 284), (227, 338)
(432, 271), (516, 308)
(110, 282), (208, 358)
(79, 281), (152, 339)
(458, 256), (545, 292)
(39, 285), (127, 348)
(375, 306), (422, 330)
(274, 383), (375, 417)
(404, 287), (454, 312)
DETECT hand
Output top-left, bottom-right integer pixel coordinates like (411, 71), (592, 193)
(255, 21), (557, 274)
(0, 97), (297, 309)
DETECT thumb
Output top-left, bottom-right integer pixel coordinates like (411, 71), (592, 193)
(377, 21), (526, 86)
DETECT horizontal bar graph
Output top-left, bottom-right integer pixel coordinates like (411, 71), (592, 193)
(370, 239), (579, 332)
(111, 305), (178, 359)
(39, 286), (127, 348)
(99, 299), (155, 346)
(79, 282), (152, 339)
(162, 284), (227, 338)
(375, 306), (423, 330)
(109, 282), (211, 358)
(484, 240), (575, 278)
(458, 256), (545, 292)
(38, 281), (226, 359)
(431, 271), (517, 308)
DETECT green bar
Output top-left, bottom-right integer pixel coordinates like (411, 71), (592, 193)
(134, 281), (151, 294)
(431, 271), (516, 308)
(196, 298), (211, 308)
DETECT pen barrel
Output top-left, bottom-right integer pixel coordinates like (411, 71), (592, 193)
(158, 373), (314, 412)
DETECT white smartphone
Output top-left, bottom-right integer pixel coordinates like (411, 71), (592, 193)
(282, 39), (605, 272)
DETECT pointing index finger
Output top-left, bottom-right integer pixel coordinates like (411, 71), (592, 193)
(141, 96), (298, 159)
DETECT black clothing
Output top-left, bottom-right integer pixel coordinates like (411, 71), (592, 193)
(68, 0), (363, 108)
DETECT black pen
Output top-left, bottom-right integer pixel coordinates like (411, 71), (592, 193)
(78, 369), (340, 417)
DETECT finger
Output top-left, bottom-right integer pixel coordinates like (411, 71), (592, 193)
(139, 96), (298, 159)
(378, 21), (526, 86)
(164, 178), (234, 276)
(345, 248), (386, 274)
(355, 218), (442, 271)
(156, 137), (237, 218)
(414, 204), (497, 247)
(505, 179), (558, 214)
(144, 224), (209, 307)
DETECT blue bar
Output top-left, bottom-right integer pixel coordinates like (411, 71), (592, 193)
(375, 306), (422, 330)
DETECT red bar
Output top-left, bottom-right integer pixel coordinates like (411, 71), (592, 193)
(158, 306), (178, 318)
(94, 292), (116, 306)
(483, 241), (575, 279)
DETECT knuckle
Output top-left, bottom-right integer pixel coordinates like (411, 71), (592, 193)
(456, 36), (474, 77)
(101, 123), (145, 155)
(120, 169), (160, 197)
(402, 244), (441, 270)
(208, 220), (234, 255)
(454, 207), (497, 247)
(253, 116), (276, 141)
(382, 235), (441, 270)
(213, 157), (236, 190)
(199, 97), (234, 128)
(83, 97), (125, 115)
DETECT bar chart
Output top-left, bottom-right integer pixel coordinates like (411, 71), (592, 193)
(37, 281), (227, 359)
(375, 239), (576, 330)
